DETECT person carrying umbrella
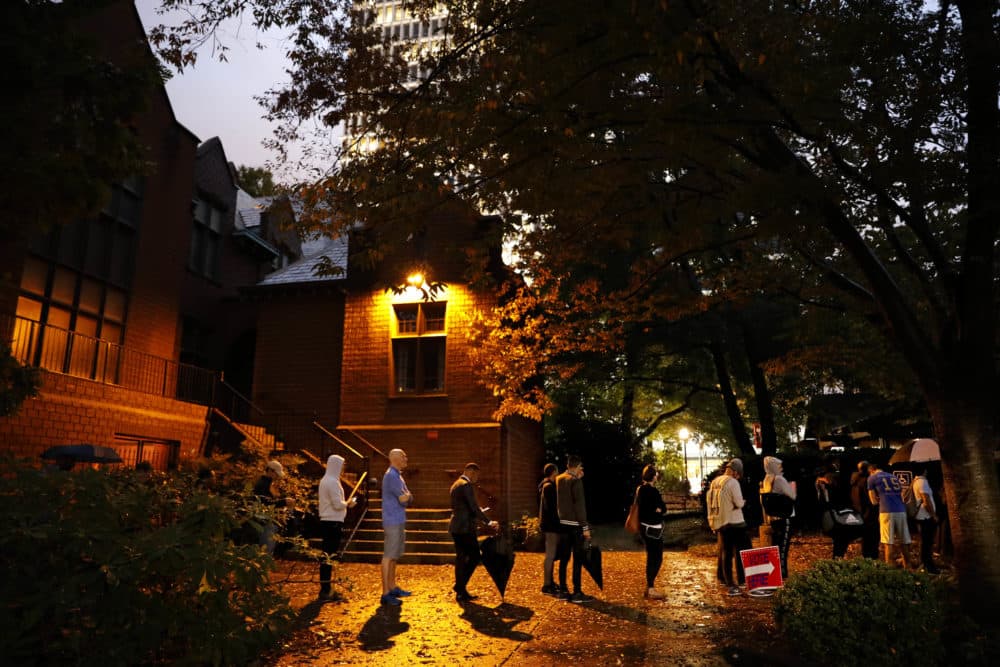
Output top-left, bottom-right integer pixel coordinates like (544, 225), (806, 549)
(448, 462), (498, 602)
(557, 454), (595, 603)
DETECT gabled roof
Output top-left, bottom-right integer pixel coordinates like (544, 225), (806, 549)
(256, 235), (348, 286)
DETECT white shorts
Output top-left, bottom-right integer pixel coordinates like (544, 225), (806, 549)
(879, 512), (911, 545)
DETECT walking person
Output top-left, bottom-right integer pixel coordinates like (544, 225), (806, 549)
(912, 464), (940, 574)
(538, 463), (566, 596)
(317, 454), (357, 599)
(707, 458), (752, 596)
(556, 454), (595, 603)
(850, 461), (880, 559)
(867, 461), (916, 569)
(636, 464), (667, 599)
(762, 456), (796, 578)
(381, 449), (413, 606)
(448, 463), (498, 602)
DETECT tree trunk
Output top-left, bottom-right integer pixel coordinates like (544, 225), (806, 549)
(742, 319), (777, 455)
(928, 389), (1000, 628)
(709, 340), (754, 455)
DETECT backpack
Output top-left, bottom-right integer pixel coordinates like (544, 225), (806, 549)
(706, 476), (726, 530)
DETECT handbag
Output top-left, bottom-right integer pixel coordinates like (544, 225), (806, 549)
(625, 500), (640, 534)
(760, 492), (795, 519)
(823, 508), (864, 534)
(625, 488), (640, 534)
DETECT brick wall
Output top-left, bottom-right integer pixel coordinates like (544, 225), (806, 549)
(339, 284), (498, 425)
(502, 415), (546, 521)
(0, 370), (208, 463)
(252, 291), (346, 428)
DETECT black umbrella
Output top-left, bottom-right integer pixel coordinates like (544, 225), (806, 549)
(580, 541), (603, 590)
(479, 534), (516, 600)
(41, 444), (123, 464)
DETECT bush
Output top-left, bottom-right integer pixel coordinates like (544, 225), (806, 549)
(512, 514), (544, 552)
(773, 558), (944, 667)
(0, 458), (295, 666)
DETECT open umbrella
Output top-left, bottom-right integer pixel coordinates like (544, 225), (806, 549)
(41, 443), (123, 464)
(479, 534), (516, 600)
(889, 438), (941, 464)
(580, 541), (604, 590)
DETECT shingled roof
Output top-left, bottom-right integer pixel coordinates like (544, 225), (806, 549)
(256, 234), (348, 286)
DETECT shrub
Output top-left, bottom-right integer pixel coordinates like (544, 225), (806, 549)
(0, 458), (295, 666)
(773, 558), (944, 667)
(512, 514), (544, 552)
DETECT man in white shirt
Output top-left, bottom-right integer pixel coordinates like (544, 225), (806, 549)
(912, 464), (940, 574)
(708, 458), (752, 596)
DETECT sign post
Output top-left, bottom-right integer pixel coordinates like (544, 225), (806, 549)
(739, 545), (783, 597)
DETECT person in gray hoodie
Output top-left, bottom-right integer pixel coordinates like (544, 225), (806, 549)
(761, 456), (796, 580)
(318, 454), (357, 599)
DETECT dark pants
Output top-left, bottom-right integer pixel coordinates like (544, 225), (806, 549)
(768, 518), (791, 578)
(716, 524), (751, 587)
(318, 520), (344, 592)
(451, 532), (481, 595)
(918, 518), (938, 571)
(861, 516), (880, 559)
(558, 527), (585, 593)
(643, 530), (663, 588)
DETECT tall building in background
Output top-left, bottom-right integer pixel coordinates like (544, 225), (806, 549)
(345, 1), (451, 155)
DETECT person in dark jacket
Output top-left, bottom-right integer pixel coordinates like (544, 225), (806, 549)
(850, 461), (879, 559)
(636, 464), (667, 599)
(448, 462), (497, 602)
(538, 463), (565, 596)
(556, 454), (594, 603)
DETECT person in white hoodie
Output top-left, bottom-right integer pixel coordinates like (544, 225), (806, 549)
(761, 456), (796, 580)
(318, 455), (357, 599)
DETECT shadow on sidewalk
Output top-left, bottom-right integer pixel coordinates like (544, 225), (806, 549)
(358, 604), (410, 651)
(458, 600), (534, 641)
(584, 598), (718, 634)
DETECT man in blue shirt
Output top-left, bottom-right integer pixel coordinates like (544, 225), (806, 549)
(867, 461), (914, 569)
(381, 449), (413, 605)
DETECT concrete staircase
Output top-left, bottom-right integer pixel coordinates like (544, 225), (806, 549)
(342, 495), (455, 565)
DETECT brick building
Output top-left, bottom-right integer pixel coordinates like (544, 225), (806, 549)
(249, 208), (545, 522)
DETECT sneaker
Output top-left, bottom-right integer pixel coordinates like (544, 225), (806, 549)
(455, 591), (477, 602)
(646, 587), (666, 600)
(568, 592), (595, 604)
(389, 587), (412, 597)
(380, 593), (402, 606)
(556, 588), (571, 600)
(727, 586), (742, 597)
(541, 584), (559, 596)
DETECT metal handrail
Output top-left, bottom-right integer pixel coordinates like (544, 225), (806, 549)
(2, 314), (217, 404)
(312, 420), (365, 459)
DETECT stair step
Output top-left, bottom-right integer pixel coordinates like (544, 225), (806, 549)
(340, 551), (455, 565)
(351, 528), (453, 542)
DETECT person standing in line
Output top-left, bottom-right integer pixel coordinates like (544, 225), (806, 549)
(381, 448), (413, 606)
(850, 461), (880, 559)
(707, 458), (752, 596)
(318, 454), (358, 599)
(556, 454), (595, 603)
(912, 463), (940, 574)
(448, 463), (498, 602)
(636, 464), (667, 599)
(538, 463), (566, 596)
(867, 461), (915, 569)
(762, 456), (796, 578)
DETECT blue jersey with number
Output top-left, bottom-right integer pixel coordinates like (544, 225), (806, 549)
(867, 470), (906, 513)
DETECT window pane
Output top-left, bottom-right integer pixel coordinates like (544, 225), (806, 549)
(118, 190), (142, 227)
(19, 256), (48, 295)
(203, 234), (219, 279)
(393, 339), (416, 392)
(104, 288), (126, 322)
(85, 219), (111, 276)
(421, 338), (445, 391)
(40, 306), (71, 372)
(395, 305), (418, 334)
(423, 303), (446, 331)
(194, 199), (209, 224)
(69, 315), (98, 378)
(51, 267), (76, 305)
(110, 227), (135, 286)
(209, 206), (224, 233)
(79, 279), (102, 314)
(56, 220), (84, 267)
(12, 298), (42, 363)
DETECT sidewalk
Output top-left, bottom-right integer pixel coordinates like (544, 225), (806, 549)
(264, 537), (787, 666)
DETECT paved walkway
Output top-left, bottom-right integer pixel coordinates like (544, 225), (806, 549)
(266, 546), (778, 666)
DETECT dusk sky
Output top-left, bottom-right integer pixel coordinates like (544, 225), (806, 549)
(136, 1), (314, 181)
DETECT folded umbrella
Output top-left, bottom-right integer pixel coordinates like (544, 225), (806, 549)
(479, 533), (516, 600)
(580, 541), (603, 590)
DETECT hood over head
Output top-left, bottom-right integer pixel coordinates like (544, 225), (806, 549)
(763, 456), (783, 476)
(325, 454), (345, 478)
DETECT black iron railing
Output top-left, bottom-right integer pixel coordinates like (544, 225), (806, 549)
(3, 314), (218, 405)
